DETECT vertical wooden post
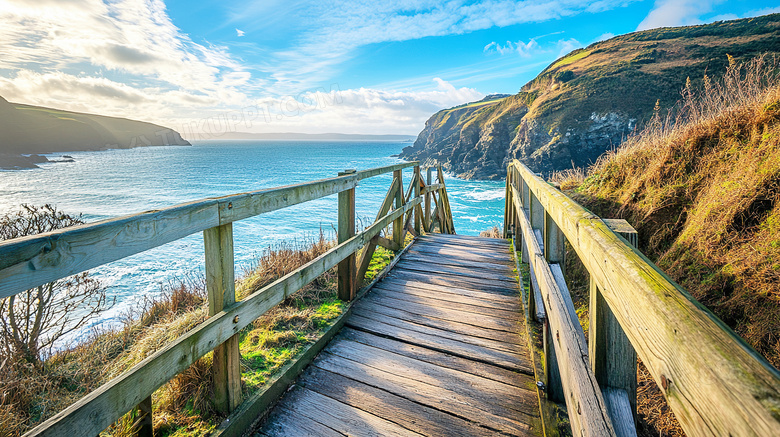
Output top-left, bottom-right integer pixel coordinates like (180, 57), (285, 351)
(544, 212), (565, 267)
(504, 165), (512, 238)
(414, 166), (422, 235)
(135, 395), (153, 437)
(204, 223), (242, 414)
(590, 221), (639, 422)
(338, 169), (357, 301)
(437, 165), (455, 233)
(521, 180), (531, 263)
(425, 167), (432, 233)
(513, 167), (521, 250)
(393, 169), (404, 246)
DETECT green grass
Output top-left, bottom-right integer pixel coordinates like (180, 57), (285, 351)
(549, 50), (590, 70)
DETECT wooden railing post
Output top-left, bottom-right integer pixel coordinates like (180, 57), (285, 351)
(393, 169), (404, 246)
(204, 223), (242, 414)
(527, 190), (562, 403)
(414, 166), (422, 234)
(590, 220), (639, 430)
(521, 179), (530, 263)
(338, 169), (357, 301)
(437, 165), (455, 234)
(135, 395), (153, 437)
(513, 166), (521, 249)
(504, 165), (512, 238)
(425, 167), (432, 232)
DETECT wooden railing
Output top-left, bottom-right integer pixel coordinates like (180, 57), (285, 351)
(505, 159), (780, 437)
(0, 162), (455, 437)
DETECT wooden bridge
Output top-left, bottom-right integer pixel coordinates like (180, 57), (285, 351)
(1, 160), (779, 437)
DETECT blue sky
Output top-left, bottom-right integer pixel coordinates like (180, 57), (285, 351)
(0, 0), (778, 136)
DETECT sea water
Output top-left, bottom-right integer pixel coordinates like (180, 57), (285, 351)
(0, 140), (506, 340)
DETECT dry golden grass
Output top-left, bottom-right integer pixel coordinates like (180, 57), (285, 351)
(575, 55), (780, 436)
(550, 166), (586, 190)
(479, 226), (502, 238)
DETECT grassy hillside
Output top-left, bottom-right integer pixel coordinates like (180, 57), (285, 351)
(0, 96), (189, 167)
(401, 14), (780, 179)
(558, 57), (780, 435)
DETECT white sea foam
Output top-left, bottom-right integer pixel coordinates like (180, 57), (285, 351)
(464, 188), (505, 201)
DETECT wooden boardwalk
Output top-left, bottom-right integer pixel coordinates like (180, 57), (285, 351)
(257, 233), (541, 436)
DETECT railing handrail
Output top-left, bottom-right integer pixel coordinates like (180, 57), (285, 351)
(507, 159), (780, 437)
(0, 161), (418, 300)
(11, 159), (457, 437)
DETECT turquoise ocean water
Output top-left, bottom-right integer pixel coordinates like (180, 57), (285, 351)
(0, 140), (505, 340)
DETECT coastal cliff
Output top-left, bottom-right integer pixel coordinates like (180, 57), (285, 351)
(0, 96), (190, 169)
(401, 14), (780, 179)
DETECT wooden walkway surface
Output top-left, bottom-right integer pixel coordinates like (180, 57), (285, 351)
(257, 233), (541, 436)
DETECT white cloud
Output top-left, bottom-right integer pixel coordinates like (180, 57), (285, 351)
(484, 39), (543, 57)
(484, 37), (582, 59)
(236, 29), (245, 37)
(637, 0), (723, 30)
(231, 0), (641, 92)
(181, 79), (485, 137)
(0, 0), (254, 113)
(594, 32), (615, 42)
(556, 38), (583, 56)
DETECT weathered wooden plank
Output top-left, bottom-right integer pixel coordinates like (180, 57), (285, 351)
(339, 327), (533, 383)
(274, 386), (422, 437)
(416, 234), (509, 248)
(0, 199), (220, 300)
(400, 253), (515, 273)
(406, 246), (512, 263)
(394, 260), (516, 283)
(359, 292), (520, 334)
(512, 184), (616, 437)
(356, 161), (417, 180)
(24, 198), (421, 437)
(354, 299), (524, 349)
(324, 338), (538, 417)
(513, 159), (780, 437)
(346, 313), (524, 370)
(352, 304), (523, 354)
(261, 405), (344, 437)
(204, 223), (242, 413)
(371, 284), (521, 320)
(298, 366), (500, 437)
(312, 351), (536, 436)
(414, 239), (512, 255)
(217, 174), (358, 225)
(389, 267), (519, 295)
(379, 277), (520, 304)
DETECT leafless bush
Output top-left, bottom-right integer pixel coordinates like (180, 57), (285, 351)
(0, 205), (113, 365)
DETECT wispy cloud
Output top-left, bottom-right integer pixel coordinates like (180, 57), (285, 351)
(637, 0), (725, 30)
(484, 36), (582, 60)
(231, 0), (639, 93)
(236, 29), (245, 37)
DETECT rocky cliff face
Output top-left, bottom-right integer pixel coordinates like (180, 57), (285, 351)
(401, 14), (780, 179)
